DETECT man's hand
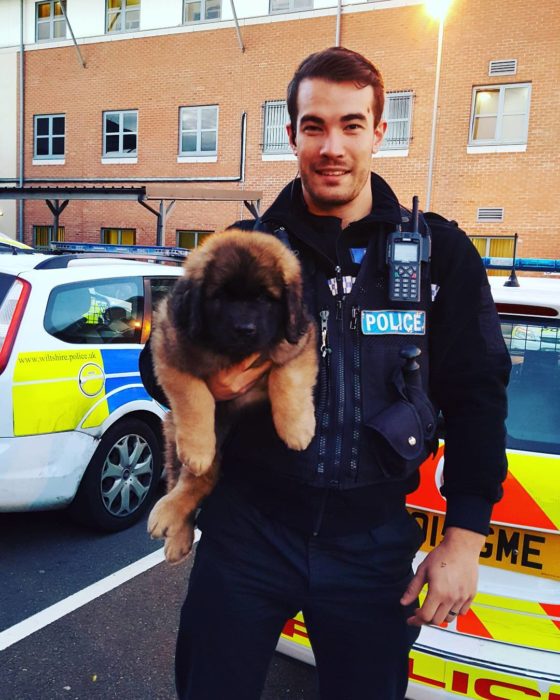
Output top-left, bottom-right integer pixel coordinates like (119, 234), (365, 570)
(400, 526), (486, 627)
(206, 353), (272, 401)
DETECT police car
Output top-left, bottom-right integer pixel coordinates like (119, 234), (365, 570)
(277, 271), (560, 699)
(0, 243), (183, 531)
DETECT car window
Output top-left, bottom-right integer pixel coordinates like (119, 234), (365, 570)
(501, 318), (560, 455)
(44, 277), (144, 345)
(0, 273), (17, 304)
(149, 277), (178, 312)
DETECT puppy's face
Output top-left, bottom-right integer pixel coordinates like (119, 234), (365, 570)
(201, 270), (284, 359)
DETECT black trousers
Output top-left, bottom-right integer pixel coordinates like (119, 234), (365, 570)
(175, 482), (423, 700)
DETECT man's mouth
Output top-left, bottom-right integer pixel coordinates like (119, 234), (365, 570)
(316, 168), (349, 177)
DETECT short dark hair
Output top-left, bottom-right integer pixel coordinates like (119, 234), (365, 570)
(286, 47), (385, 135)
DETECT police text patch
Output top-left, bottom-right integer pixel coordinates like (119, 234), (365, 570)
(361, 310), (426, 335)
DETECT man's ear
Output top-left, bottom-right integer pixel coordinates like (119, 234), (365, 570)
(286, 123), (297, 155)
(372, 119), (387, 155)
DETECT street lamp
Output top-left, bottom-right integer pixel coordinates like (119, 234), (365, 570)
(425, 0), (453, 211)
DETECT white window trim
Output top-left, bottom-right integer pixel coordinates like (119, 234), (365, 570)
(32, 158), (66, 165)
(101, 157), (138, 164)
(177, 155), (218, 163)
(374, 149), (409, 158)
(467, 144), (527, 154)
(468, 83), (531, 147)
(262, 153), (296, 162)
(179, 105), (219, 158)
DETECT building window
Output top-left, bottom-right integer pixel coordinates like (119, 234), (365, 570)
(103, 111), (138, 158)
(36, 1), (66, 41)
(262, 101), (291, 155)
(106, 0), (140, 34)
(179, 106), (218, 156)
(270, 0), (313, 12)
(33, 225), (65, 248)
(469, 84), (531, 146)
(34, 115), (65, 159)
(177, 230), (213, 249)
(380, 92), (413, 151)
(102, 228), (136, 245)
(184, 0), (221, 22)
(470, 236), (515, 277)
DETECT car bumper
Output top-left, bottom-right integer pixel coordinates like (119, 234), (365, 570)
(277, 627), (560, 699)
(0, 432), (98, 511)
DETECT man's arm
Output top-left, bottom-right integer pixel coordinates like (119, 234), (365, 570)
(401, 221), (511, 626)
(139, 338), (271, 405)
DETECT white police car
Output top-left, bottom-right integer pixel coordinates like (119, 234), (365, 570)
(0, 243), (183, 531)
(277, 272), (560, 699)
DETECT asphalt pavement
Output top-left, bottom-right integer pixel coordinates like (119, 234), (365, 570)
(0, 492), (318, 700)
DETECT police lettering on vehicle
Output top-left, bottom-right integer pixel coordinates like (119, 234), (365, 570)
(361, 310), (426, 336)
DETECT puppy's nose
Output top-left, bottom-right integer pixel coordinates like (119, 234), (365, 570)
(234, 322), (257, 337)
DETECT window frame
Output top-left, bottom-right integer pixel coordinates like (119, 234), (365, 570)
(262, 100), (292, 155)
(35, 0), (66, 42)
(105, 0), (141, 34)
(34, 114), (66, 160)
(269, 0), (313, 13)
(44, 277), (144, 346)
(103, 110), (138, 158)
(101, 228), (137, 245)
(183, 0), (221, 23)
(178, 105), (219, 157)
(33, 225), (65, 249)
(176, 230), (214, 249)
(469, 83), (532, 147)
(379, 91), (413, 152)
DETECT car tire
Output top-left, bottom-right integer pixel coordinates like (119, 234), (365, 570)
(68, 417), (162, 532)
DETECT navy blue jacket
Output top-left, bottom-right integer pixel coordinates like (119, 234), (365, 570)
(141, 173), (511, 537)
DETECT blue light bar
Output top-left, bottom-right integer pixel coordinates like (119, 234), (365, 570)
(49, 241), (188, 260)
(482, 257), (560, 272)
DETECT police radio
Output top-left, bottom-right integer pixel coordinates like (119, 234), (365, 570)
(386, 196), (430, 303)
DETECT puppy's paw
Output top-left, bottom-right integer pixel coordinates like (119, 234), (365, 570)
(148, 494), (183, 540)
(277, 413), (316, 451)
(176, 437), (215, 476)
(163, 525), (195, 565)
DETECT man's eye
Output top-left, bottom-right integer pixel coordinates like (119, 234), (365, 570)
(346, 123), (363, 131)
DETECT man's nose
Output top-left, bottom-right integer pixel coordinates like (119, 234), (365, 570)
(319, 130), (344, 158)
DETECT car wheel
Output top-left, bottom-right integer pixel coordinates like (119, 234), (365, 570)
(69, 417), (162, 532)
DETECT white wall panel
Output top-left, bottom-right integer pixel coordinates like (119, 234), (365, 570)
(0, 0), (23, 49)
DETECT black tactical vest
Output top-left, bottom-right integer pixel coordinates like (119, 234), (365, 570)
(219, 212), (437, 491)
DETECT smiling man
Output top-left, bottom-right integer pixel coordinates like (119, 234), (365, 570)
(144, 47), (511, 700)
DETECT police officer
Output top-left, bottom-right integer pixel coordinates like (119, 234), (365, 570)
(143, 47), (511, 700)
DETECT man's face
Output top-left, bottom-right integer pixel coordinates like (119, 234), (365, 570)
(287, 78), (386, 216)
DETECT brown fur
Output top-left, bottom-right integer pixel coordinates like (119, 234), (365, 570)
(147, 229), (318, 563)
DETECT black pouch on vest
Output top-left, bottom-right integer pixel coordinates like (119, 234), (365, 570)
(364, 370), (437, 479)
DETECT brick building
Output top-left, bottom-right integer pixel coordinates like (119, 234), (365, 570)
(0, 0), (558, 261)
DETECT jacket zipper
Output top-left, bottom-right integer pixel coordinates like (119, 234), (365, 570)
(332, 266), (345, 484)
(350, 305), (361, 476)
(316, 309), (331, 477)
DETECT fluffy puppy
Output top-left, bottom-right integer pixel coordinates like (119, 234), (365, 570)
(147, 229), (318, 563)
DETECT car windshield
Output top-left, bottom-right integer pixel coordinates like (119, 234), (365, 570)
(501, 318), (560, 455)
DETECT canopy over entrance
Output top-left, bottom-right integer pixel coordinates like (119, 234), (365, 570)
(0, 185), (262, 245)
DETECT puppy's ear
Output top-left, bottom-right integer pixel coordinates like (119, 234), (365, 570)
(283, 280), (309, 344)
(170, 277), (203, 339)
